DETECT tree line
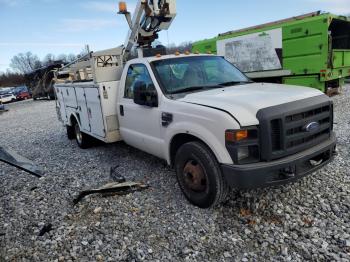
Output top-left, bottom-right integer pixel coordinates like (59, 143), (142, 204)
(0, 42), (192, 87)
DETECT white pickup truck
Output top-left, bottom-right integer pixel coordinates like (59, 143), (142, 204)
(55, 52), (336, 208)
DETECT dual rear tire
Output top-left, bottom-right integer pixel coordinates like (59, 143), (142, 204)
(66, 121), (91, 149)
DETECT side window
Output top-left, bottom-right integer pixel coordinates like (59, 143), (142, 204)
(124, 64), (154, 99)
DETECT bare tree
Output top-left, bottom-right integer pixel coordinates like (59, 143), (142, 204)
(43, 53), (56, 66)
(56, 54), (68, 63)
(166, 42), (192, 54)
(10, 52), (42, 74)
(67, 54), (77, 62)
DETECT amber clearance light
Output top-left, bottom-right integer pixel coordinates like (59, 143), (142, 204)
(118, 2), (128, 13)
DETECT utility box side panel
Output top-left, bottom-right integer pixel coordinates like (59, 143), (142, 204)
(61, 86), (78, 109)
(55, 86), (68, 123)
(98, 81), (122, 142)
(84, 88), (106, 138)
(75, 87), (91, 132)
(282, 17), (329, 75)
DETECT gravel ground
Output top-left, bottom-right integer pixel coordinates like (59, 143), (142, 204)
(0, 87), (349, 262)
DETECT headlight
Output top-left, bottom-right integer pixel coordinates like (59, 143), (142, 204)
(237, 147), (249, 161)
(225, 128), (260, 164)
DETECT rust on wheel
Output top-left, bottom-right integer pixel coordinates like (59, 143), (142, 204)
(183, 160), (207, 192)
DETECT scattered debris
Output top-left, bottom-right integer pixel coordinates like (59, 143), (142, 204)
(109, 165), (126, 183)
(38, 223), (53, 236)
(0, 146), (44, 178)
(344, 240), (350, 247)
(239, 208), (253, 217)
(73, 182), (148, 205)
(93, 207), (103, 214)
(303, 217), (314, 227)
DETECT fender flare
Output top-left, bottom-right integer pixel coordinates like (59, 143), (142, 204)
(165, 122), (233, 165)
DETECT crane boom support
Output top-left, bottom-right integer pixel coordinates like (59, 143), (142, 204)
(120, 0), (176, 57)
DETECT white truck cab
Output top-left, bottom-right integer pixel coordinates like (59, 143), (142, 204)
(55, 53), (336, 208)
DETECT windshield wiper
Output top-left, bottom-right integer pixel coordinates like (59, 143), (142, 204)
(219, 81), (253, 86)
(169, 85), (222, 94)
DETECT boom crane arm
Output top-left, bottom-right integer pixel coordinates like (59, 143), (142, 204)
(118, 0), (176, 58)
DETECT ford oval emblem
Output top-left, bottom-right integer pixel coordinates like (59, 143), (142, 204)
(304, 122), (320, 132)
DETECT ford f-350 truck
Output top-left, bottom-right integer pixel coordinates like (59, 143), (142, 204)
(54, 1), (336, 208)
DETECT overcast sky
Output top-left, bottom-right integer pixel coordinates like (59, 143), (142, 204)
(0, 0), (349, 72)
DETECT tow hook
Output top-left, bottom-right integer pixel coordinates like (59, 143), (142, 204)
(280, 167), (295, 179)
(310, 159), (323, 167)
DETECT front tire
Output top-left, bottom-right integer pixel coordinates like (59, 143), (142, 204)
(175, 141), (229, 208)
(74, 122), (91, 149)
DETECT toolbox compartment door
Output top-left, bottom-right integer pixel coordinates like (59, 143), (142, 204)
(84, 88), (105, 138)
(55, 87), (67, 122)
(75, 87), (91, 132)
(61, 86), (78, 108)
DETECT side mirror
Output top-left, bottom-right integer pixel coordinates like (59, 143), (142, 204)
(133, 81), (158, 107)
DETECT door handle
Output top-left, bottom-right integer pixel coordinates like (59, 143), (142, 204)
(120, 105), (124, 116)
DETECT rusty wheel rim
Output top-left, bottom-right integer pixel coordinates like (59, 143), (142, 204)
(183, 160), (207, 192)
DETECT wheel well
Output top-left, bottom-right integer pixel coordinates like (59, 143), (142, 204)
(70, 114), (79, 126)
(170, 133), (211, 167)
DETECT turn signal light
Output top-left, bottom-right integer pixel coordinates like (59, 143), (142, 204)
(225, 130), (248, 142)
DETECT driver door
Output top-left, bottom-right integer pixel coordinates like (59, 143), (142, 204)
(118, 63), (162, 158)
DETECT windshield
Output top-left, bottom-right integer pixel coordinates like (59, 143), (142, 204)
(152, 56), (250, 94)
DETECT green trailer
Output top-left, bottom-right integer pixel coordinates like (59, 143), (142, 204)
(192, 11), (350, 92)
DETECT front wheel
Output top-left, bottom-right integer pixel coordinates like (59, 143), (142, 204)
(74, 122), (91, 149)
(175, 141), (229, 208)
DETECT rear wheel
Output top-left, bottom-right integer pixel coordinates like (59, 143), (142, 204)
(66, 125), (75, 140)
(74, 122), (91, 149)
(175, 141), (229, 208)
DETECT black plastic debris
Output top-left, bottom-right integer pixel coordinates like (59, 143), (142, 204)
(73, 182), (148, 205)
(109, 165), (126, 183)
(0, 146), (44, 178)
(38, 223), (53, 236)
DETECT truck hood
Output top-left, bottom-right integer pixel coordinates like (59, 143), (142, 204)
(179, 83), (324, 126)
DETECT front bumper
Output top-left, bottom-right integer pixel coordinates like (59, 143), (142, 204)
(221, 133), (336, 189)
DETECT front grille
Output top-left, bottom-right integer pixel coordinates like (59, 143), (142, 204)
(271, 119), (282, 151)
(271, 105), (332, 156)
(257, 96), (333, 161)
